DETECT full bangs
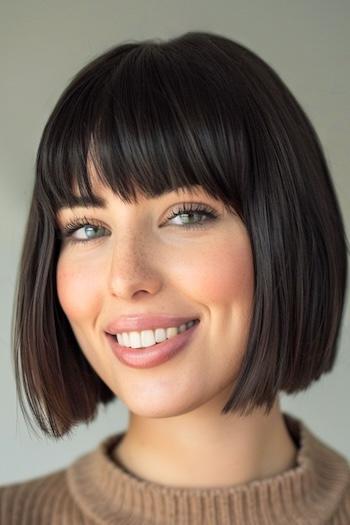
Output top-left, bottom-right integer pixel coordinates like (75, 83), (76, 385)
(36, 39), (246, 220)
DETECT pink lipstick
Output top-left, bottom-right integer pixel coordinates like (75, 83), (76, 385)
(106, 319), (200, 369)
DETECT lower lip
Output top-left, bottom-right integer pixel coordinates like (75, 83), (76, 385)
(106, 320), (200, 369)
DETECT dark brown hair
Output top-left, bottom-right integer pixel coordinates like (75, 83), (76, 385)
(12, 31), (349, 438)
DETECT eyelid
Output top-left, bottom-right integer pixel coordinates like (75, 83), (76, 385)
(162, 202), (218, 223)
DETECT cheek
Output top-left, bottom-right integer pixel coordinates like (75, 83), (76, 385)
(56, 254), (102, 324)
(182, 235), (254, 309)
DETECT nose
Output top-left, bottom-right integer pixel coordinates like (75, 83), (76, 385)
(108, 231), (163, 300)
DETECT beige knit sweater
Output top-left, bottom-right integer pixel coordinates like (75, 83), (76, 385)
(1, 412), (349, 524)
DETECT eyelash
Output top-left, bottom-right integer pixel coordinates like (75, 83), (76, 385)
(58, 203), (219, 245)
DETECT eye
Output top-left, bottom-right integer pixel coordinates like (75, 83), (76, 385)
(58, 216), (109, 244)
(164, 203), (219, 229)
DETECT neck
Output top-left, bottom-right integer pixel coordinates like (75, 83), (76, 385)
(113, 394), (298, 488)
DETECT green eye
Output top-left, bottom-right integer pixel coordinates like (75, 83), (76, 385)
(59, 218), (109, 244)
(166, 203), (219, 229)
(79, 225), (105, 240)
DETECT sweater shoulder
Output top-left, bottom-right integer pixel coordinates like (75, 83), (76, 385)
(329, 460), (350, 524)
(0, 467), (84, 525)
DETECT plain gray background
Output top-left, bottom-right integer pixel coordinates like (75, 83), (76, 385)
(0, 0), (349, 485)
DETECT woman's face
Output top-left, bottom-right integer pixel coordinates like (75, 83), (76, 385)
(56, 175), (255, 418)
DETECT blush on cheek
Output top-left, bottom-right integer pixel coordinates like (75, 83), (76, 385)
(190, 240), (254, 307)
(56, 258), (102, 324)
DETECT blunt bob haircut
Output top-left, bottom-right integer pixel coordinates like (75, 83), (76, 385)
(13, 31), (348, 438)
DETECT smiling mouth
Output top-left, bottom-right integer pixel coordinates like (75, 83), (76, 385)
(111, 319), (200, 350)
(107, 319), (200, 368)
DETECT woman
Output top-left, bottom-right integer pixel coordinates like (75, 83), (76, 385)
(1, 31), (349, 524)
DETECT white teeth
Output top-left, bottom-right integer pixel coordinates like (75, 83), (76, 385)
(155, 327), (166, 343)
(115, 320), (197, 349)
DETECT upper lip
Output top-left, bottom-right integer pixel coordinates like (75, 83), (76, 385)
(105, 314), (200, 334)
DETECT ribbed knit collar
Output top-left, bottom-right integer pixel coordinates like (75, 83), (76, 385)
(66, 412), (349, 524)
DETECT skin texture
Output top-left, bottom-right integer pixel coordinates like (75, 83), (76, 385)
(56, 172), (297, 488)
